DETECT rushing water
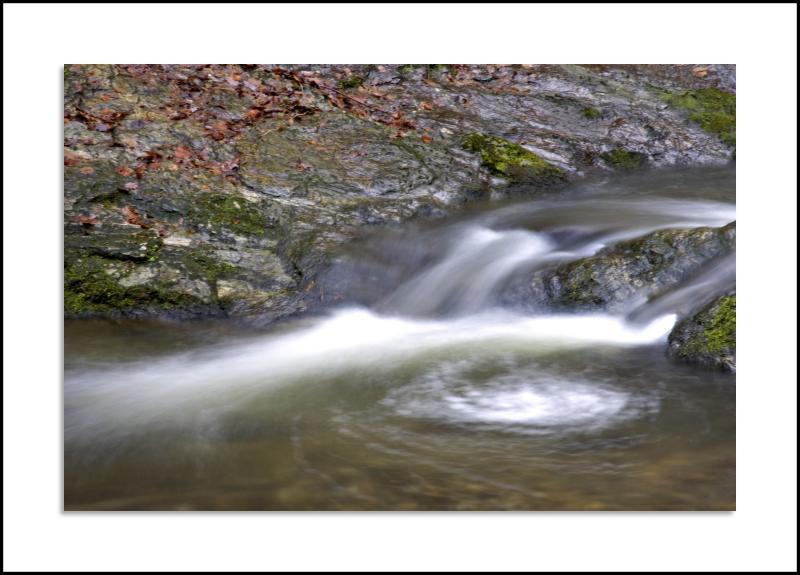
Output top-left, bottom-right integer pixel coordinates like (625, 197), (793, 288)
(64, 166), (736, 510)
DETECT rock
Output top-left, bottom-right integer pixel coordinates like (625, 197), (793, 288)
(461, 133), (566, 186)
(63, 64), (737, 322)
(532, 222), (735, 312)
(668, 294), (736, 371)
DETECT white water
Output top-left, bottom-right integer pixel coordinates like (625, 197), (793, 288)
(66, 187), (735, 439)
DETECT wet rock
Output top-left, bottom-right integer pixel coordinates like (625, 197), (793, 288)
(532, 222), (735, 312)
(461, 133), (566, 186)
(668, 294), (736, 372)
(64, 64), (737, 322)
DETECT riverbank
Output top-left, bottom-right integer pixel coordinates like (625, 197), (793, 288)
(65, 64), (735, 326)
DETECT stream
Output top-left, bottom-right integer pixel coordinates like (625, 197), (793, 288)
(64, 166), (735, 510)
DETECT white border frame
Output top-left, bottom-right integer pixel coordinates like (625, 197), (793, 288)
(4, 3), (797, 572)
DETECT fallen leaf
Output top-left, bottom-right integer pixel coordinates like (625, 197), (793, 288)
(420, 101), (433, 111)
(421, 134), (433, 143)
(78, 213), (99, 226)
(116, 165), (135, 177)
(64, 149), (90, 166)
(173, 145), (193, 160)
(122, 182), (139, 191)
(121, 205), (149, 227)
(80, 166), (95, 175)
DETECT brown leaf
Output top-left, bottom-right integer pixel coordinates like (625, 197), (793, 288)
(64, 149), (89, 166)
(116, 165), (135, 177)
(80, 166), (95, 175)
(173, 145), (193, 160)
(420, 101), (433, 111)
(421, 134), (433, 143)
(77, 213), (99, 226)
(121, 205), (149, 228)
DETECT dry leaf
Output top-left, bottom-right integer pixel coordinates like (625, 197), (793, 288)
(173, 145), (193, 160)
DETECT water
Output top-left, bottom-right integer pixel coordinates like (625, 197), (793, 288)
(64, 166), (736, 510)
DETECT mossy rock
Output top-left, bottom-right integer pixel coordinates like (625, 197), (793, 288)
(461, 133), (566, 185)
(582, 107), (602, 120)
(535, 222), (736, 312)
(661, 87), (736, 148)
(64, 253), (208, 317)
(601, 148), (647, 170)
(668, 294), (736, 372)
(189, 193), (268, 236)
(338, 75), (364, 90)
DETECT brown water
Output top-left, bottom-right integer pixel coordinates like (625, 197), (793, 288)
(64, 167), (736, 510)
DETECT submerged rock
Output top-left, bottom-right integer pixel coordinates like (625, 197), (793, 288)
(532, 222), (735, 312)
(668, 294), (736, 372)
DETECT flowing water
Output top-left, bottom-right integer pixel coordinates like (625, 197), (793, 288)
(64, 166), (736, 510)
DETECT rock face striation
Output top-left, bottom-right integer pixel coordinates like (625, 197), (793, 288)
(64, 64), (735, 323)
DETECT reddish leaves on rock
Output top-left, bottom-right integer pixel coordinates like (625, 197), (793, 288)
(208, 120), (230, 141)
(121, 205), (150, 228)
(203, 156), (240, 177)
(295, 160), (312, 172)
(390, 112), (416, 130)
(64, 149), (89, 166)
(173, 145), (193, 161)
(77, 213), (99, 227)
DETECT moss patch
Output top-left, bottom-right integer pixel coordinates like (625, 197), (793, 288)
(191, 194), (267, 235)
(64, 254), (198, 315)
(582, 107), (602, 120)
(601, 148), (647, 169)
(183, 247), (237, 284)
(462, 133), (565, 184)
(687, 295), (736, 355)
(661, 87), (736, 147)
(338, 75), (364, 90)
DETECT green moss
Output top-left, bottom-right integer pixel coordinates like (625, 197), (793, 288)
(601, 148), (647, 169)
(191, 194), (267, 235)
(582, 107), (602, 120)
(661, 87), (736, 147)
(183, 247), (237, 283)
(678, 295), (736, 359)
(338, 75), (364, 90)
(698, 295), (736, 354)
(424, 64), (448, 79)
(398, 64), (417, 77)
(462, 133), (566, 184)
(64, 255), (197, 315)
